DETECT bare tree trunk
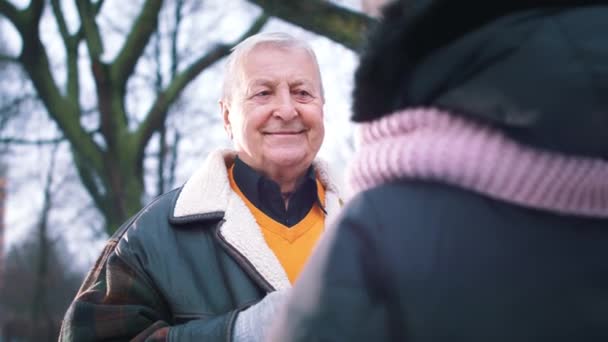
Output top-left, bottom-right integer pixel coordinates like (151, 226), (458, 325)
(0, 160), (6, 290)
(30, 145), (58, 341)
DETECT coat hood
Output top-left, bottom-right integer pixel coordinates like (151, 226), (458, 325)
(353, 0), (608, 159)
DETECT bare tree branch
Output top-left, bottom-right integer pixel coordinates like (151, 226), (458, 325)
(167, 130), (180, 189)
(19, 44), (103, 173)
(0, 53), (19, 63)
(0, 136), (66, 146)
(72, 153), (106, 221)
(26, 0), (45, 24)
(0, 94), (30, 111)
(152, 30), (166, 195)
(12, 2), (104, 176)
(169, 0), (184, 78)
(155, 0), (184, 196)
(76, 0), (104, 59)
(111, 0), (163, 89)
(50, 0), (80, 104)
(94, 0), (105, 12)
(0, 0), (21, 27)
(246, 0), (373, 51)
(134, 14), (268, 162)
(74, 0), (106, 43)
(90, 0), (163, 151)
(50, 0), (70, 43)
(74, 1), (118, 148)
(65, 51), (80, 104)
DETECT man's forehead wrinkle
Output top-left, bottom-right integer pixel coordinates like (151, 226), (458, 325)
(246, 79), (315, 89)
(249, 79), (276, 86)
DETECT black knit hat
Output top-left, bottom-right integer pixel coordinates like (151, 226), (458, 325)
(353, 0), (608, 159)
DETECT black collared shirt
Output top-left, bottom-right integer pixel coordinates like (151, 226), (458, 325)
(232, 157), (323, 227)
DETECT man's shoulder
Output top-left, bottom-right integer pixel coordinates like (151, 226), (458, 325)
(112, 186), (223, 261)
(111, 188), (182, 240)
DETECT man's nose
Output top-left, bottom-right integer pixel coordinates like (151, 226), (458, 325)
(272, 90), (297, 121)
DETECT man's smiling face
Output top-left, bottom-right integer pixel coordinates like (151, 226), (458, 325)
(222, 43), (325, 177)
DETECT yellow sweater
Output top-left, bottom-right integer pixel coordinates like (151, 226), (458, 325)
(228, 166), (325, 284)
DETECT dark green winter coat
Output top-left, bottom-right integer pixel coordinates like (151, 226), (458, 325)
(59, 150), (342, 341)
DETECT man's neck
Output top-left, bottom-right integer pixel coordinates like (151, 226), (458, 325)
(233, 156), (312, 192)
(248, 160), (309, 194)
(231, 157), (319, 225)
(272, 171), (307, 193)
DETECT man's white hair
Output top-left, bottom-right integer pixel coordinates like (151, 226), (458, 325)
(221, 32), (324, 102)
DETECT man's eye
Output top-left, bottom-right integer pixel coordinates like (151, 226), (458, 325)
(256, 90), (271, 97)
(295, 90), (311, 97)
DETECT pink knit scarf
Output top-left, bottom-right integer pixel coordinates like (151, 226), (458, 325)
(348, 108), (608, 218)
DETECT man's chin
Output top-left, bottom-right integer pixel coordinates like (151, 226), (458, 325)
(265, 151), (312, 168)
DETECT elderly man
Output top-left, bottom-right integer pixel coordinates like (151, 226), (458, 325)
(59, 32), (342, 341)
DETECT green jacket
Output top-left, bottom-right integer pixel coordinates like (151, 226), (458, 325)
(59, 149), (342, 341)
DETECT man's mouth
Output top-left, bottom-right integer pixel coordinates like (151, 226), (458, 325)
(263, 130), (305, 135)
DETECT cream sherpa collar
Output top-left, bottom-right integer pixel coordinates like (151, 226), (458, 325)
(171, 149), (343, 290)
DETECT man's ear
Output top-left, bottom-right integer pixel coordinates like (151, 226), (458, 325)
(219, 99), (232, 139)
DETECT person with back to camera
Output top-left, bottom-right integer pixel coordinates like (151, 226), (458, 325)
(59, 31), (343, 341)
(270, 0), (608, 341)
